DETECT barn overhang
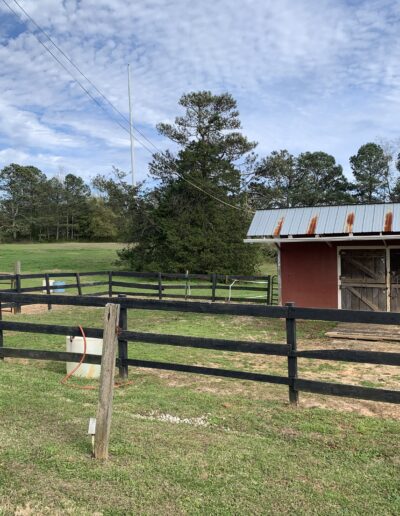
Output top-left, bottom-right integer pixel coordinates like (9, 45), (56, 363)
(244, 234), (400, 244)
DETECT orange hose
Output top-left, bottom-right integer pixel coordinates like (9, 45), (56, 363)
(61, 325), (133, 390)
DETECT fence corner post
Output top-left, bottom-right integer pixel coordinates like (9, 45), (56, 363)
(117, 294), (128, 380)
(286, 301), (298, 406)
(94, 302), (120, 460)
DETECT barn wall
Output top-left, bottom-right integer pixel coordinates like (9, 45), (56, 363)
(280, 242), (338, 308)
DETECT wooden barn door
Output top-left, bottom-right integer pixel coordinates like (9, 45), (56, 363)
(390, 249), (400, 312)
(340, 249), (387, 311)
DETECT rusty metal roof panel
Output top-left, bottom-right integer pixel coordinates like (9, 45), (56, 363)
(247, 203), (400, 238)
(279, 208), (299, 235)
(392, 204), (400, 232)
(351, 205), (367, 233)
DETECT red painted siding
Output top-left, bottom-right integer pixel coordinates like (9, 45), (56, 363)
(280, 242), (338, 308)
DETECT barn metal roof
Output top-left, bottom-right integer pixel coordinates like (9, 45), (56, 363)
(246, 203), (400, 240)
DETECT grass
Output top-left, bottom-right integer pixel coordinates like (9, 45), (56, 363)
(0, 242), (123, 273)
(1, 305), (400, 514)
(0, 242), (399, 514)
(0, 242), (278, 301)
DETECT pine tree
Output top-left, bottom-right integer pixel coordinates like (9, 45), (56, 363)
(119, 91), (261, 274)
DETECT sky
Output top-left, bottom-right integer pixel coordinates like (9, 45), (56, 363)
(0, 0), (399, 185)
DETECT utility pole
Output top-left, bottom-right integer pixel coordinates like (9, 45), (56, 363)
(127, 63), (135, 187)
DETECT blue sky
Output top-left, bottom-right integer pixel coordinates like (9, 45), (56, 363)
(0, 0), (399, 185)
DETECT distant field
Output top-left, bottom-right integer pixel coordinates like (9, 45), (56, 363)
(0, 242), (123, 273)
(0, 242), (277, 276)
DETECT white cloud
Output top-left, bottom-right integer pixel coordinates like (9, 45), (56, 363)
(0, 0), (399, 180)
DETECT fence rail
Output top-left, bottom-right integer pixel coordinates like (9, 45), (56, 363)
(0, 292), (399, 405)
(0, 270), (278, 309)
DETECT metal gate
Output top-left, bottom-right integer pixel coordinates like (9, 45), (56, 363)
(340, 249), (387, 311)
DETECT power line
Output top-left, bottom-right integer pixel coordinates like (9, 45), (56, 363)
(3, 0), (253, 213)
(9, 0), (160, 154)
(1, 0), (155, 156)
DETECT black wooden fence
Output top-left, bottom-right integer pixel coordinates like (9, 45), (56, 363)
(0, 291), (399, 405)
(0, 270), (278, 308)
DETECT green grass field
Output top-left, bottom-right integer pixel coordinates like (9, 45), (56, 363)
(0, 242), (123, 273)
(0, 243), (399, 514)
(0, 242), (278, 302)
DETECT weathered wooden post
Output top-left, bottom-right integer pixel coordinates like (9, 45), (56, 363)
(13, 261), (21, 314)
(76, 273), (82, 296)
(266, 275), (272, 305)
(0, 303), (3, 361)
(286, 302), (298, 405)
(44, 273), (52, 311)
(211, 273), (217, 302)
(158, 272), (163, 300)
(94, 303), (120, 460)
(117, 295), (128, 380)
(108, 271), (113, 298)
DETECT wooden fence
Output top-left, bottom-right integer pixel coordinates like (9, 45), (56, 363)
(0, 270), (278, 309)
(0, 291), (399, 405)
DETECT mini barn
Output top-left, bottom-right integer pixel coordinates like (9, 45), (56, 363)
(245, 203), (400, 312)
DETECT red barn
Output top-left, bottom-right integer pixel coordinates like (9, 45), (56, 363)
(245, 203), (400, 312)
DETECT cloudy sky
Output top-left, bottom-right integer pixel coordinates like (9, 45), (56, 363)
(0, 0), (399, 184)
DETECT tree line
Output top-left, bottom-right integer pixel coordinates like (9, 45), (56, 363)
(1, 91), (399, 273)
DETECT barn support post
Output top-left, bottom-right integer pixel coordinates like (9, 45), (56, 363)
(94, 303), (120, 460)
(117, 295), (128, 380)
(286, 302), (298, 405)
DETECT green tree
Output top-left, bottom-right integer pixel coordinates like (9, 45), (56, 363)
(390, 153), (400, 201)
(63, 174), (91, 240)
(249, 150), (351, 208)
(0, 163), (47, 240)
(119, 91), (261, 274)
(92, 168), (139, 241)
(296, 151), (351, 206)
(86, 198), (119, 241)
(350, 143), (391, 202)
(249, 150), (304, 208)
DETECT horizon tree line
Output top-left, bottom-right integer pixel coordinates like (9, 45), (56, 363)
(0, 91), (399, 273)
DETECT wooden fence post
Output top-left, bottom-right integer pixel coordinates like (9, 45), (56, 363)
(266, 275), (271, 305)
(108, 271), (113, 298)
(158, 272), (163, 300)
(44, 273), (52, 311)
(76, 273), (82, 296)
(0, 303), (3, 361)
(286, 302), (298, 405)
(14, 261), (21, 314)
(117, 295), (128, 380)
(211, 273), (217, 302)
(94, 303), (120, 460)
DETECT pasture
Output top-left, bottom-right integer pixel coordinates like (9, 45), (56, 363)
(0, 243), (399, 514)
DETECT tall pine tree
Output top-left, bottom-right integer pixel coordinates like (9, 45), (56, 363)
(119, 91), (261, 274)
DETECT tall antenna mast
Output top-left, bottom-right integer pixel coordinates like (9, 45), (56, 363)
(127, 63), (135, 186)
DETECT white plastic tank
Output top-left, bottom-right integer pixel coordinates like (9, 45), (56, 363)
(66, 336), (103, 379)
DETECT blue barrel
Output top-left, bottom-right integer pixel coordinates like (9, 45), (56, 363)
(53, 281), (65, 293)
